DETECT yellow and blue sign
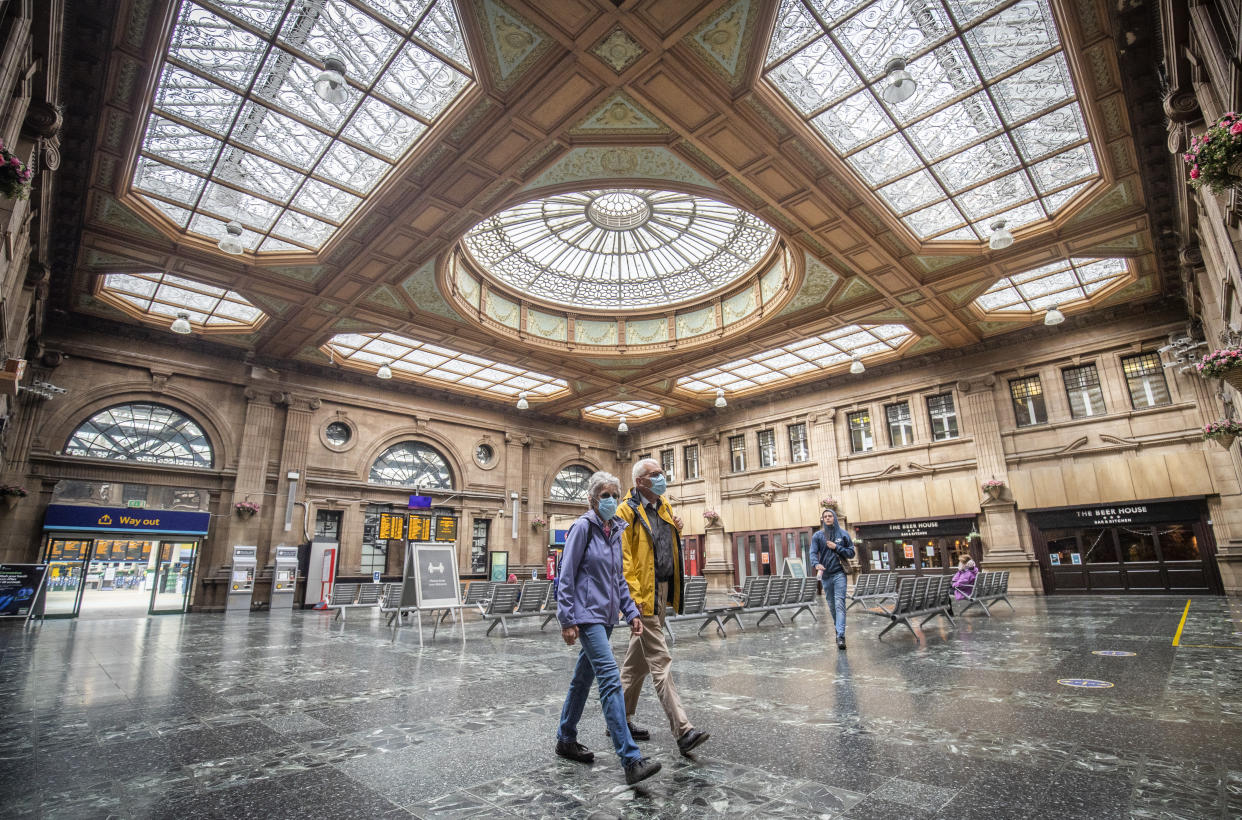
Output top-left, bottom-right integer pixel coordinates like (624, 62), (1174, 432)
(1057, 678), (1114, 688)
(43, 504), (210, 535)
(1091, 650), (1137, 657)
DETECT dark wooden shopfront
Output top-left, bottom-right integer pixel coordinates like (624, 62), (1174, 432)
(854, 515), (979, 577)
(1028, 498), (1223, 594)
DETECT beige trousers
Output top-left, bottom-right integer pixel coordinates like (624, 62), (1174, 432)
(620, 581), (692, 738)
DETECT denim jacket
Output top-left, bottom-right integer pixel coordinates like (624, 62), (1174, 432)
(557, 510), (641, 628)
(810, 525), (856, 576)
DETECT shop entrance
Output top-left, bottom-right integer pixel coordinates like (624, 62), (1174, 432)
(732, 528), (813, 586)
(42, 536), (199, 617)
(854, 515), (978, 577)
(1029, 500), (1222, 594)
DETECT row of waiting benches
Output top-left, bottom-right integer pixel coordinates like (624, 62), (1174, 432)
(845, 570), (1014, 638)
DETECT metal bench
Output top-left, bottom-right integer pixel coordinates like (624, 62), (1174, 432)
(663, 577), (726, 642)
(755, 577), (791, 626)
(847, 572), (898, 612)
(461, 581), (494, 617)
(958, 570), (1014, 616)
(870, 575), (955, 639)
(484, 580), (550, 636)
(782, 577), (819, 622)
(716, 576), (771, 633)
(380, 582), (404, 624)
(325, 582), (359, 620)
(328, 582), (381, 621)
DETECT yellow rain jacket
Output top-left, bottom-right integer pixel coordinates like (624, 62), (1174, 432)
(618, 487), (685, 617)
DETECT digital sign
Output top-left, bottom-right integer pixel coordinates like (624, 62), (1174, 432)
(434, 516), (457, 542)
(378, 513), (405, 541)
(408, 516), (432, 542)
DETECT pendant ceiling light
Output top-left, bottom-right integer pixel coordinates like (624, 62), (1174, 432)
(1044, 305), (1065, 326)
(714, 388), (727, 408)
(850, 354), (865, 375)
(313, 57), (349, 105)
(217, 220), (245, 255)
(376, 361), (393, 380)
(987, 218), (1014, 250)
(170, 311), (192, 335)
(516, 391), (529, 410)
(880, 57), (916, 104)
(617, 415), (628, 433)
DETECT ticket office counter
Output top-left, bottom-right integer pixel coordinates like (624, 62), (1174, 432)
(1028, 499), (1222, 595)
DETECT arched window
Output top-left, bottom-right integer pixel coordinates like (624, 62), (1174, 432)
(65, 403), (213, 468)
(550, 465), (594, 502)
(369, 442), (453, 489)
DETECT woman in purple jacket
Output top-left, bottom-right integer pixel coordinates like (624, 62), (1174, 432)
(555, 470), (661, 787)
(952, 555), (979, 600)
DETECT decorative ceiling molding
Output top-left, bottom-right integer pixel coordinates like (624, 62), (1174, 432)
(590, 27), (645, 74)
(473, 0), (552, 90)
(686, 0), (758, 84)
(521, 146), (721, 193)
(568, 92), (670, 136)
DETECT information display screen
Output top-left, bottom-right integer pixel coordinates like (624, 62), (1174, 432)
(408, 516), (432, 542)
(434, 516), (457, 542)
(378, 513), (405, 541)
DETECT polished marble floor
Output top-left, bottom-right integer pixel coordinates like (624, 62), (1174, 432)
(1, 593), (1240, 819)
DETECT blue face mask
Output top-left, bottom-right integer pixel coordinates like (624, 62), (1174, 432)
(597, 497), (618, 521)
(646, 475), (667, 497)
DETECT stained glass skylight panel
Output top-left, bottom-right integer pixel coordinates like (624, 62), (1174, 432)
(462, 190), (777, 311)
(765, 0), (1098, 242)
(99, 272), (267, 331)
(581, 401), (664, 422)
(323, 332), (569, 398)
(133, 0), (472, 253)
(677, 324), (914, 394)
(973, 257), (1130, 313)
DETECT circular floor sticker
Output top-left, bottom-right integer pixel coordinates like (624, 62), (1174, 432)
(1058, 678), (1114, 689)
(1091, 650), (1137, 657)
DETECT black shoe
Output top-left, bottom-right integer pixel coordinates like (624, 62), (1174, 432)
(606, 722), (650, 741)
(676, 728), (709, 756)
(624, 756), (661, 785)
(556, 739), (594, 764)
(837, 636), (847, 650)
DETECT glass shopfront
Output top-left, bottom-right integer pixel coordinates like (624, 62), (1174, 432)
(732, 527), (814, 585)
(854, 516), (978, 576)
(1029, 499), (1222, 594)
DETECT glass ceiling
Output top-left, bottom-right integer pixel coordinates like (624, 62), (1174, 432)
(132, 0), (472, 253)
(974, 257), (1130, 312)
(581, 400), (664, 422)
(677, 324), (914, 393)
(99, 271), (267, 331)
(323, 332), (569, 398)
(462, 189), (777, 311)
(765, 0), (1097, 242)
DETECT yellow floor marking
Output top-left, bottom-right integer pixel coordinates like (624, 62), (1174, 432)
(1176, 643), (1242, 650)
(1172, 599), (1191, 647)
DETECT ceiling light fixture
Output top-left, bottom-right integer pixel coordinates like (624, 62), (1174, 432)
(880, 57), (916, 104)
(218, 220), (245, 255)
(1044, 305), (1065, 326)
(516, 391), (529, 410)
(170, 311), (192, 335)
(850, 355), (865, 375)
(376, 361), (393, 380)
(313, 57), (349, 105)
(617, 415), (628, 433)
(714, 388), (727, 408)
(988, 218), (1014, 251)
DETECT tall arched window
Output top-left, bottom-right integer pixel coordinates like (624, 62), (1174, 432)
(65, 403), (213, 468)
(369, 442), (453, 489)
(550, 465), (594, 502)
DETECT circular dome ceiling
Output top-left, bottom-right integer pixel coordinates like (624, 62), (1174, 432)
(461, 189), (778, 311)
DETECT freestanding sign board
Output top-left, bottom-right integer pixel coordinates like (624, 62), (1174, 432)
(488, 550), (509, 583)
(0, 564), (48, 620)
(782, 557), (807, 578)
(399, 543), (460, 610)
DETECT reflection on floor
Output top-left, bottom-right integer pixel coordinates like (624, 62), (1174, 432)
(78, 588), (153, 619)
(1, 595), (1240, 819)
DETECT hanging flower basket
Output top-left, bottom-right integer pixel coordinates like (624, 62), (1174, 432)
(1204, 419), (1242, 449)
(702, 509), (721, 526)
(1, 484), (28, 510)
(234, 501), (260, 518)
(531, 515), (547, 532)
(1184, 114), (1242, 195)
(1196, 347), (1242, 392)
(0, 140), (32, 200)
(818, 496), (838, 510)
(981, 479), (1005, 499)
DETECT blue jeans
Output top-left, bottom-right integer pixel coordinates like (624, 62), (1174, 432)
(823, 571), (847, 638)
(557, 624), (641, 767)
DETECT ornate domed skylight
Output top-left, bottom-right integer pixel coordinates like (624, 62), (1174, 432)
(461, 189), (778, 311)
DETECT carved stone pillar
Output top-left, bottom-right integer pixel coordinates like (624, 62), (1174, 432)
(699, 434), (731, 590)
(525, 437), (548, 566)
(957, 376), (1040, 593)
(266, 392), (319, 567)
(809, 408), (841, 499)
(503, 431), (528, 563)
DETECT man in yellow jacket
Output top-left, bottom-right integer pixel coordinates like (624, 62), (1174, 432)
(617, 458), (709, 756)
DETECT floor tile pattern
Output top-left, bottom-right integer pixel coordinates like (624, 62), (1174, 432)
(0, 595), (1239, 818)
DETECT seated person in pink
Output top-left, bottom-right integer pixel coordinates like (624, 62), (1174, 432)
(952, 555), (979, 600)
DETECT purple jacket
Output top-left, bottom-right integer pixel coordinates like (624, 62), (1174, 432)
(952, 564), (979, 600)
(557, 510), (640, 628)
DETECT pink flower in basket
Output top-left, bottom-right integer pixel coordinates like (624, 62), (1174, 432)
(234, 501), (261, 515)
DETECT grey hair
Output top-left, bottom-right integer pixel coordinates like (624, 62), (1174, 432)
(586, 470), (621, 502)
(631, 457), (660, 483)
